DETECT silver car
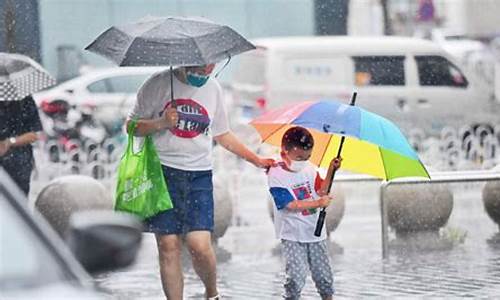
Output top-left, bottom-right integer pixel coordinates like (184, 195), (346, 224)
(0, 168), (142, 300)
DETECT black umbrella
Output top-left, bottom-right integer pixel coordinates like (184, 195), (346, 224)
(85, 16), (255, 104)
(85, 16), (255, 67)
(0, 52), (56, 102)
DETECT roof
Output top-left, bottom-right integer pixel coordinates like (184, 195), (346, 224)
(251, 36), (444, 54)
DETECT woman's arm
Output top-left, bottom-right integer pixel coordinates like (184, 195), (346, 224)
(214, 131), (275, 168)
(0, 132), (39, 157)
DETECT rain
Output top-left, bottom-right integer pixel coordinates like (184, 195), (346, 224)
(1, 0), (500, 299)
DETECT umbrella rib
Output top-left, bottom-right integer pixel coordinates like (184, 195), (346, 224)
(261, 123), (289, 144)
(319, 135), (333, 166)
(378, 146), (388, 180)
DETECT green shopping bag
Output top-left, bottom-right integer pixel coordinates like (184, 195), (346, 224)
(115, 120), (173, 219)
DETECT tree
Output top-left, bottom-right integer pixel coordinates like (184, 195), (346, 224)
(314, 0), (349, 35)
(380, 0), (393, 35)
(4, 0), (17, 52)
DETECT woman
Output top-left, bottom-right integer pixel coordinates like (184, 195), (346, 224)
(0, 95), (43, 195)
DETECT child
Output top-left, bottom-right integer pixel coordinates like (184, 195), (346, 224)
(267, 126), (341, 300)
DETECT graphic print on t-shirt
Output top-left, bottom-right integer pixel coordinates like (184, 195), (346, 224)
(291, 181), (317, 216)
(161, 99), (210, 138)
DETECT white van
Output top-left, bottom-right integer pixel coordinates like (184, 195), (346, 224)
(230, 36), (499, 134)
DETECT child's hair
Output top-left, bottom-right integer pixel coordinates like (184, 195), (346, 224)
(282, 126), (314, 151)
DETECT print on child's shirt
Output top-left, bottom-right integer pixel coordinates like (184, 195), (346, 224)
(291, 181), (317, 216)
(161, 99), (210, 138)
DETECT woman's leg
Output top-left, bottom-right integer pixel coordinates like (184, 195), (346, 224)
(156, 234), (184, 300)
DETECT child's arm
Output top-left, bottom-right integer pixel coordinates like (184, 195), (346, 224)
(286, 195), (332, 212)
(318, 157), (342, 196)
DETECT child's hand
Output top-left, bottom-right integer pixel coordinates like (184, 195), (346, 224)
(330, 157), (342, 170)
(317, 195), (332, 208)
(317, 188), (327, 197)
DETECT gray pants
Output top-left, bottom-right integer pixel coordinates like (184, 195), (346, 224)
(282, 239), (334, 300)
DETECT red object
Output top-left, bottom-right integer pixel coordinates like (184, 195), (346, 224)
(256, 97), (267, 110)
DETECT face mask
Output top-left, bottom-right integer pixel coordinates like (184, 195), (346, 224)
(186, 71), (209, 87)
(287, 160), (309, 172)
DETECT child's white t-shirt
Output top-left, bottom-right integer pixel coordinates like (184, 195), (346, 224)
(128, 69), (229, 171)
(267, 162), (327, 243)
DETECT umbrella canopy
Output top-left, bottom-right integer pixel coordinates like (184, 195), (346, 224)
(251, 100), (430, 180)
(0, 52), (56, 101)
(85, 16), (255, 67)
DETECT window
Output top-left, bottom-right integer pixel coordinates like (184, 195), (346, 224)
(353, 56), (405, 86)
(87, 79), (111, 93)
(107, 75), (150, 93)
(415, 56), (468, 87)
(87, 74), (150, 94)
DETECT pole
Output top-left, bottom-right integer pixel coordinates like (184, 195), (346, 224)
(170, 65), (176, 108)
(314, 92), (357, 237)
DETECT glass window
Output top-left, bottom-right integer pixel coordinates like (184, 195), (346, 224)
(107, 75), (150, 93)
(87, 79), (111, 93)
(353, 56), (405, 86)
(415, 55), (468, 87)
(0, 194), (73, 290)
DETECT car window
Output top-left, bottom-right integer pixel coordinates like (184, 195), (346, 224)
(87, 78), (111, 93)
(0, 195), (73, 290)
(353, 56), (405, 86)
(107, 74), (150, 93)
(415, 55), (468, 87)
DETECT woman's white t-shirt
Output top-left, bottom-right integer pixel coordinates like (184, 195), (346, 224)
(129, 70), (229, 171)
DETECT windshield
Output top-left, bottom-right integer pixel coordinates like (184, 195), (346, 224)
(0, 196), (74, 291)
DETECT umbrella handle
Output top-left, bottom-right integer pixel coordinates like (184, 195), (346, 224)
(170, 66), (176, 108)
(314, 92), (357, 237)
(314, 208), (327, 237)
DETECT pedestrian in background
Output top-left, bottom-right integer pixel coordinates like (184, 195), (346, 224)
(0, 95), (43, 195)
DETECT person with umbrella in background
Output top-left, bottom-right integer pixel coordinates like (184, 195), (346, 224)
(86, 16), (276, 299)
(0, 53), (56, 196)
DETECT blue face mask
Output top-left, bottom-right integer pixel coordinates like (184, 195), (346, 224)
(186, 71), (209, 87)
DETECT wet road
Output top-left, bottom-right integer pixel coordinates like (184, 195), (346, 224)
(97, 166), (500, 299)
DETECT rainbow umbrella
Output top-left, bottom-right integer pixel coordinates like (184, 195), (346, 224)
(250, 99), (430, 180)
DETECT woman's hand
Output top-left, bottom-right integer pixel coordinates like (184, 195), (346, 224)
(161, 107), (179, 129)
(254, 157), (277, 169)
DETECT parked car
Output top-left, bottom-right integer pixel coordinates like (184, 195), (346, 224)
(230, 36), (499, 135)
(0, 167), (142, 299)
(33, 66), (166, 124)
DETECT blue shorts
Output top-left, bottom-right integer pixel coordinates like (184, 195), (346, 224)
(144, 165), (214, 235)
